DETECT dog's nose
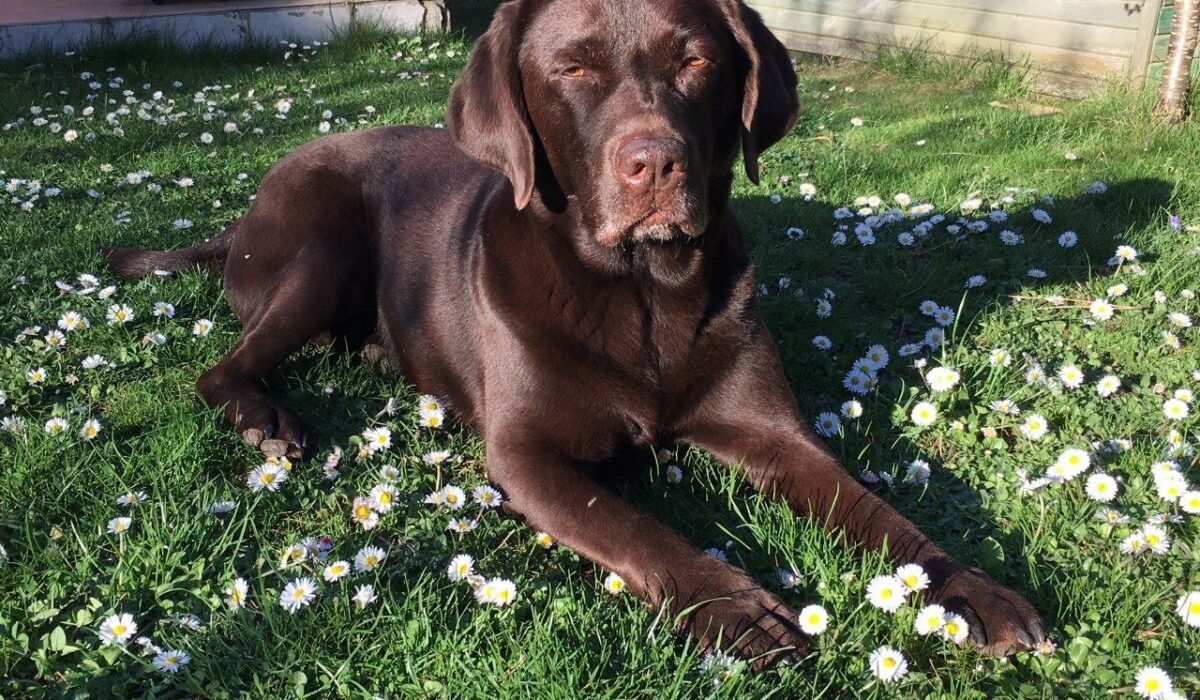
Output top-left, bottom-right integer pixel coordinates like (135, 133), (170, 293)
(616, 138), (688, 192)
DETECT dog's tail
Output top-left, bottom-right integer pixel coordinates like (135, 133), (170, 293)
(103, 219), (238, 279)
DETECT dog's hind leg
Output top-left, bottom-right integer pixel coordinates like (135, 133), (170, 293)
(197, 269), (342, 459)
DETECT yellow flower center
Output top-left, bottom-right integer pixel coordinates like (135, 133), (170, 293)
(366, 556), (377, 567)
(355, 505), (371, 519)
(1189, 602), (1200, 615)
(1147, 680), (1160, 691)
(807, 613), (820, 624)
(112, 624), (126, 635)
(261, 473), (275, 484)
(379, 492), (391, 504)
(882, 657), (896, 669)
(880, 589), (892, 600)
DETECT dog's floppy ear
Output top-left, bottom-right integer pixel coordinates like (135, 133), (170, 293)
(717, 1), (799, 184)
(447, 1), (536, 210)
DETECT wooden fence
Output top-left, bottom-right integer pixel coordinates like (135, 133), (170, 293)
(745, 0), (1200, 95)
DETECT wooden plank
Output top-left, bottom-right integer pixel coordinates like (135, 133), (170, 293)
(750, 2), (1135, 58)
(1131, 0), (1167, 86)
(748, 0), (1149, 30)
(770, 25), (1107, 96)
(753, 5), (1133, 74)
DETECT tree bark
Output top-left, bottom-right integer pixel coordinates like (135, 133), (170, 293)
(1156, 0), (1200, 122)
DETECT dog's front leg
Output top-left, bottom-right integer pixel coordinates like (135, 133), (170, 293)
(682, 326), (1047, 656)
(485, 432), (806, 667)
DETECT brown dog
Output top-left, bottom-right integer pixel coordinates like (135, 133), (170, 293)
(105, 0), (1045, 666)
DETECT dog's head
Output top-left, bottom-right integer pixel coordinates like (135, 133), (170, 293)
(448, 0), (798, 247)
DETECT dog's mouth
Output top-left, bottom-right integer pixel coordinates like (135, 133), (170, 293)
(597, 203), (707, 248)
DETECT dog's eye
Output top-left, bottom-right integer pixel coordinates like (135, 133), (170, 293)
(684, 56), (710, 69)
(562, 66), (587, 78)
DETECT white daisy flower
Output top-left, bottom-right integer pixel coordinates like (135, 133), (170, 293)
(1176, 591), (1200, 628)
(866, 575), (907, 613)
(1163, 399), (1189, 421)
(279, 577), (317, 613)
(1096, 375), (1121, 397)
(99, 613), (138, 646)
(447, 554), (475, 582)
(361, 426), (392, 453)
(940, 613), (970, 644)
(352, 584), (378, 608)
(247, 462), (288, 492)
(914, 604), (946, 635)
(107, 517), (132, 535)
(472, 485), (504, 509)
(323, 560), (351, 582)
(354, 545), (386, 573)
(895, 563), (929, 592)
(225, 578), (249, 611)
(152, 649), (190, 673)
(1134, 667), (1173, 698)
(106, 304), (134, 325)
(1084, 473), (1118, 502)
(797, 604), (828, 635)
(868, 645), (908, 682)
(910, 401), (938, 427)
(351, 497), (379, 530)
(1058, 365), (1084, 389)
(603, 572), (626, 595)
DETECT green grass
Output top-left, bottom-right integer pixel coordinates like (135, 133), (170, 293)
(1, 28), (1199, 699)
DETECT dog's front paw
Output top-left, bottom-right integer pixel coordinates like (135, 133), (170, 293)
(931, 567), (1046, 656)
(677, 576), (806, 669)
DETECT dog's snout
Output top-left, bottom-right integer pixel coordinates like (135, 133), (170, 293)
(616, 137), (688, 192)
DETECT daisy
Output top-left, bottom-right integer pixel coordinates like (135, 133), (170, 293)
(211, 500), (236, 514)
(361, 426), (392, 453)
(1163, 399), (1189, 421)
(279, 577), (317, 613)
(354, 545), (386, 573)
(247, 462), (288, 492)
(1176, 591), (1200, 628)
(1058, 231), (1077, 248)
(81, 354), (107, 369)
(323, 560), (351, 582)
(941, 613), (970, 644)
(841, 400), (863, 419)
(910, 401), (938, 427)
(814, 412), (841, 437)
(152, 649), (190, 673)
(116, 491), (147, 507)
(896, 563), (929, 592)
(1115, 244), (1138, 261)
(1088, 299), (1114, 321)
(99, 612), (138, 646)
(152, 302), (175, 318)
(473, 485), (504, 509)
(925, 367), (960, 392)
(1179, 491), (1200, 515)
(1155, 472), (1188, 502)
(1167, 312), (1193, 328)
(863, 344), (889, 369)
(441, 485), (467, 510)
(279, 543), (308, 568)
(1084, 474), (1118, 502)
(1142, 525), (1171, 554)
(797, 604), (828, 635)
(1024, 364), (1046, 384)
(812, 335), (832, 350)
(447, 554), (475, 582)
(44, 417), (69, 435)
(933, 306), (956, 327)
(58, 311), (89, 331)
(1052, 448), (1091, 481)
(423, 450), (452, 465)
(988, 349), (1012, 367)
(1019, 414), (1048, 440)
(1096, 375), (1121, 397)
(106, 304), (134, 325)
(1058, 365), (1084, 389)
(914, 604), (946, 635)
(192, 319), (214, 337)
(1175, 388), (1195, 403)
(866, 575), (907, 613)
(378, 463), (399, 482)
(665, 464), (684, 484)
(225, 578), (249, 611)
(842, 369), (871, 396)
(348, 584), (377, 609)
(369, 484), (397, 513)
(1120, 532), (1148, 554)
(419, 407), (445, 428)
(351, 497), (379, 530)
(80, 419), (102, 440)
(1134, 667), (1173, 698)
(905, 459), (931, 484)
(107, 517), (131, 535)
(448, 517), (479, 533)
(475, 577), (517, 607)
(43, 330), (67, 349)
(919, 300), (940, 316)
(1107, 283), (1128, 297)
(924, 327), (944, 348)
(26, 367), (47, 385)
(603, 572), (626, 595)
(868, 645), (908, 682)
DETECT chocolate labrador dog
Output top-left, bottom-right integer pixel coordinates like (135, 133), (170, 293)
(105, 0), (1045, 666)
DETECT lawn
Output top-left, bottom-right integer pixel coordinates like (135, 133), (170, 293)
(1, 24), (1199, 700)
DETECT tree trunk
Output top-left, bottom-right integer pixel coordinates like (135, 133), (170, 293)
(1156, 0), (1200, 122)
